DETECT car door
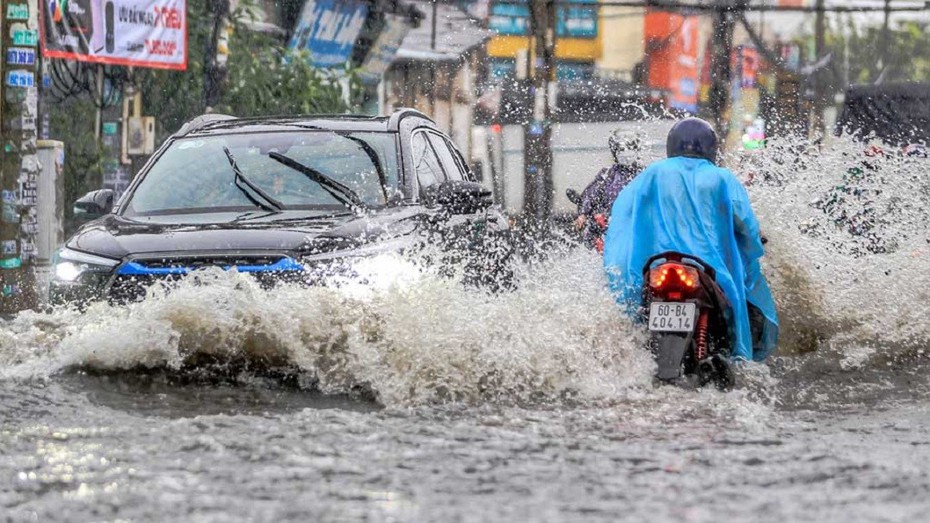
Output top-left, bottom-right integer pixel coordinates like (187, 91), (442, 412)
(423, 131), (481, 237)
(425, 131), (508, 229)
(402, 123), (513, 289)
(425, 132), (514, 286)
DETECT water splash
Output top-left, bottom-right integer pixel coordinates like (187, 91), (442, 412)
(0, 252), (659, 407)
(0, 135), (926, 413)
(735, 136), (930, 361)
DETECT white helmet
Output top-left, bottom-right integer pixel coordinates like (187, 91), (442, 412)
(608, 129), (645, 164)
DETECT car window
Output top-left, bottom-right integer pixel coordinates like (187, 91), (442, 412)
(427, 133), (467, 182)
(411, 131), (445, 191)
(124, 131), (398, 215)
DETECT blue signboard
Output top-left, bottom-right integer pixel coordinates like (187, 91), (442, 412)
(489, 4), (529, 35)
(289, 0), (369, 68)
(5, 70), (34, 88)
(6, 48), (35, 66)
(489, 0), (597, 38)
(558, 5), (598, 38)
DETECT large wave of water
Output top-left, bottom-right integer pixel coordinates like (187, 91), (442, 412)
(737, 138), (930, 358)
(0, 251), (658, 407)
(0, 135), (926, 415)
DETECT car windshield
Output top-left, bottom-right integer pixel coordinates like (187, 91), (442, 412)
(124, 131), (398, 216)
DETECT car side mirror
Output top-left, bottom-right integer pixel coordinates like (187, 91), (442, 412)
(425, 180), (493, 215)
(74, 189), (115, 222)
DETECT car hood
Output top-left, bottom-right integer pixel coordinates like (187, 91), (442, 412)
(66, 208), (425, 261)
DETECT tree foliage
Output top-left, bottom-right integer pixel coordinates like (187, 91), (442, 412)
(136, 0), (356, 139)
(47, 0), (357, 212)
(825, 18), (930, 85)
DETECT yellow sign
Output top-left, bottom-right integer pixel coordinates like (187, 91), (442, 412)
(487, 35), (602, 61)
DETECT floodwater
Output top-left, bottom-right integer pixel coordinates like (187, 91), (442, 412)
(2, 137), (929, 521)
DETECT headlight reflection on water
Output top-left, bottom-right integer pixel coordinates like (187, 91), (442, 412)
(321, 254), (426, 297)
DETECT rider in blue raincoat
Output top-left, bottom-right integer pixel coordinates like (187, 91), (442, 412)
(602, 118), (778, 361)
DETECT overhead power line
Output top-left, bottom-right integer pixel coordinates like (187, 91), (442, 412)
(492, 0), (930, 13)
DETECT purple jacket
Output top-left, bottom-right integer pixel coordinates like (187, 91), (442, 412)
(579, 163), (641, 218)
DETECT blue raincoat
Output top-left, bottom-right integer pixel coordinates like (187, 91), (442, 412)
(602, 156), (778, 361)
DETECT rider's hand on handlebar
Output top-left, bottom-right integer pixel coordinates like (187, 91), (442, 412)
(574, 215), (587, 231)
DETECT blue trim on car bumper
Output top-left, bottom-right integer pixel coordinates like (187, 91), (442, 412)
(115, 257), (305, 276)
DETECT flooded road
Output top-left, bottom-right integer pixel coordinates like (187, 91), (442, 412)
(5, 369), (930, 522)
(2, 141), (929, 521)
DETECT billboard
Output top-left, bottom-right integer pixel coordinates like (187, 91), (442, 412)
(288, 0), (368, 68)
(40, 0), (187, 70)
(644, 11), (700, 112)
(359, 14), (410, 82)
(489, 0), (598, 39)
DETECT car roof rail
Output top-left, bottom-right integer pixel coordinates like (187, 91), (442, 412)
(388, 108), (434, 130)
(176, 113), (237, 136)
(174, 109), (433, 136)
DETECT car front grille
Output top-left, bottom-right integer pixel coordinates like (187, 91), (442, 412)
(107, 255), (304, 303)
(137, 255), (286, 270)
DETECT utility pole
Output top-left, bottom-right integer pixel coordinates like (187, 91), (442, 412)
(811, 0), (826, 139)
(523, 0), (556, 227)
(203, 0), (231, 111)
(878, 0), (892, 79)
(708, 0), (736, 142)
(431, 0), (438, 50)
(0, 0), (40, 312)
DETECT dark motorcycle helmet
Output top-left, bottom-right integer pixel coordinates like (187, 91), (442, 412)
(666, 117), (718, 164)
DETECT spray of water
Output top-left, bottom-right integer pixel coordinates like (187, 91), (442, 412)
(0, 250), (660, 407)
(0, 132), (925, 415)
(734, 136), (930, 364)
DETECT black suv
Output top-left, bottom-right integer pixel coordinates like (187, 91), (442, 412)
(51, 109), (510, 304)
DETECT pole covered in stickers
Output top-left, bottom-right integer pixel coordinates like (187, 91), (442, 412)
(0, 0), (41, 311)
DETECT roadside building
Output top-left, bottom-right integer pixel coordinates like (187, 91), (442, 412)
(596, 5), (646, 84)
(383, 2), (493, 155)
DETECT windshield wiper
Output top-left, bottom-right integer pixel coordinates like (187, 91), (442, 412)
(267, 151), (367, 213)
(223, 146), (285, 212)
(339, 134), (388, 194)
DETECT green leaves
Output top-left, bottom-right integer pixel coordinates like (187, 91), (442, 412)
(818, 18), (930, 84)
(138, 0), (358, 138)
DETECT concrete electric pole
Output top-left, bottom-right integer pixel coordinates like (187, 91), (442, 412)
(523, 0), (556, 227)
(0, 0), (41, 312)
(203, 0), (231, 111)
(879, 0), (892, 79)
(708, 0), (736, 142)
(811, 0), (826, 139)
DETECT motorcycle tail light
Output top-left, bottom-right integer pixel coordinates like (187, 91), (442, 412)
(649, 263), (700, 292)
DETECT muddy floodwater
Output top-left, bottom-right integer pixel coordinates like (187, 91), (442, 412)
(5, 363), (930, 521)
(2, 141), (929, 521)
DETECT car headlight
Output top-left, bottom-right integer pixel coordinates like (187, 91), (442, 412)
(52, 248), (119, 282)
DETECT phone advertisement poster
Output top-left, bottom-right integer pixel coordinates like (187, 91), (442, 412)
(40, 0), (187, 70)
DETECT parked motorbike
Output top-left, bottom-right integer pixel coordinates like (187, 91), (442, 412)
(641, 251), (735, 390)
(565, 188), (608, 253)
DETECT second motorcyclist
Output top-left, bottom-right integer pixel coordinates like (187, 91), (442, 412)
(574, 129), (646, 252)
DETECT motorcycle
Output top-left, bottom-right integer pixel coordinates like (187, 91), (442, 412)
(565, 188), (608, 253)
(641, 251), (735, 390)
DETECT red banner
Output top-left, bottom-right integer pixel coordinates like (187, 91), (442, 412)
(40, 0), (187, 70)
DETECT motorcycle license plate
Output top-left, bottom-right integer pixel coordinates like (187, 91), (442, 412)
(648, 302), (696, 332)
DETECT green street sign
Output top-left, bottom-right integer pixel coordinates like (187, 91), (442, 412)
(0, 257), (22, 269)
(12, 30), (38, 47)
(6, 4), (30, 20)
